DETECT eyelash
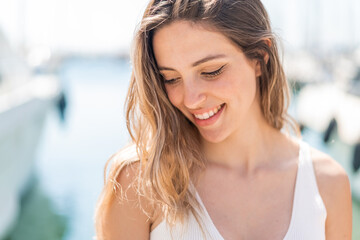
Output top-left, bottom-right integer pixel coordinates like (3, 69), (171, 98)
(202, 65), (226, 78)
(163, 65), (226, 84)
(163, 77), (179, 84)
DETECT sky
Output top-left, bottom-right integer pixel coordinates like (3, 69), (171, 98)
(0, 0), (359, 55)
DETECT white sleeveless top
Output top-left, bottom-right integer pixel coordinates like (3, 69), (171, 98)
(150, 140), (327, 239)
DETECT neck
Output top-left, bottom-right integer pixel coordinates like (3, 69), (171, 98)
(201, 112), (286, 175)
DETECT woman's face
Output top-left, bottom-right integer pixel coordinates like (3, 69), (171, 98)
(153, 21), (262, 143)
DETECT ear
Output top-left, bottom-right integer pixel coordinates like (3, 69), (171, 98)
(255, 39), (271, 77)
(263, 39), (271, 64)
(255, 60), (262, 77)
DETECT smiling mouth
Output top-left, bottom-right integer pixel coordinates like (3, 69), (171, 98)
(193, 103), (225, 120)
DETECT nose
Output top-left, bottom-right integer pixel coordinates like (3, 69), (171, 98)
(183, 77), (206, 109)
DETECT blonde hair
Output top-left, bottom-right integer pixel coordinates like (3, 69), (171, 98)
(95, 0), (300, 238)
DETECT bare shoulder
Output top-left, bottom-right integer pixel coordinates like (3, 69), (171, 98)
(309, 147), (350, 199)
(310, 147), (349, 188)
(97, 161), (152, 240)
(309, 146), (352, 240)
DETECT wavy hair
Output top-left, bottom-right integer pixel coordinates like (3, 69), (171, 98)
(95, 0), (300, 238)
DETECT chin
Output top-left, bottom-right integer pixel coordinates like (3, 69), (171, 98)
(199, 130), (228, 144)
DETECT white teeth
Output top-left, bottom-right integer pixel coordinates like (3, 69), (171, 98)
(194, 104), (223, 120)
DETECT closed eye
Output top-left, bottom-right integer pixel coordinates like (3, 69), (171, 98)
(163, 77), (180, 85)
(202, 65), (226, 78)
(162, 64), (226, 84)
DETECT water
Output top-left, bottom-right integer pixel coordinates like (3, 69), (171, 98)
(4, 57), (360, 239)
(36, 57), (131, 240)
(3, 177), (67, 240)
(6, 57), (131, 240)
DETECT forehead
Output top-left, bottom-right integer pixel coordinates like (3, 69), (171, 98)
(152, 21), (240, 68)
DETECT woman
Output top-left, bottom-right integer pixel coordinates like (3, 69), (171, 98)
(95, 0), (352, 239)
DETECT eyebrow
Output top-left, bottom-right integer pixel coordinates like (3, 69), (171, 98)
(158, 54), (226, 71)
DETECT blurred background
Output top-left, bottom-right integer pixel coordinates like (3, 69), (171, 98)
(0, 0), (359, 239)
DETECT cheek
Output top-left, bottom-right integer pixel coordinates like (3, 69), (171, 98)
(218, 67), (257, 105)
(211, 71), (244, 98)
(165, 86), (182, 109)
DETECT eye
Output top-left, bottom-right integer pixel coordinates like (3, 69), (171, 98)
(163, 77), (181, 85)
(202, 65), (226, 78)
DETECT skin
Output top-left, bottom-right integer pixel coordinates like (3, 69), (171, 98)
(102, 20), (352, 239)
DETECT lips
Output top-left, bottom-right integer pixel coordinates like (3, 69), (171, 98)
(194, 104), (223, 120)
(192, 103), (225, 127)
